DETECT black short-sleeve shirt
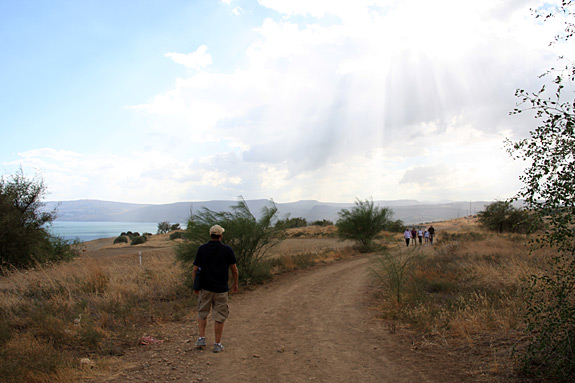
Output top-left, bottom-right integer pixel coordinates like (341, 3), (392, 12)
(193, 241), (237, 293)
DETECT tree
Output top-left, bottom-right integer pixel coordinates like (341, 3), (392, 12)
(311, 219), (334, 227)
(0, 171), (78, 268)
(506, 2), (575, 379)
(477, 201), (539, 234)
(176, 197), (285, 285)
(385, 218), (406, 234)
(157, 221), (170, 234)
(336, 199), (394, 252)
(157, 222), (181, 234)
(275, 217), (307, 229)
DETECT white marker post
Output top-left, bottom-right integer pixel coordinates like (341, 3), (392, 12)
(139, 251), (142, 266)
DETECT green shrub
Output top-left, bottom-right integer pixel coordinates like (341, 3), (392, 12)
(0, 171), (79, 268)
(157, 221), (170, 234)
(506, 3), (575, 378)
(520, 257), (575, 380)
(276, 217), (307, 229)
(477, 201), (539, 234)
(170, 231), (184, 240)
(386, 219), (406, 233)
(158, 222), (182, 234)
(121, 231), (141, 238)
(311, 219), (334, 226)
(177, 197), (285, 284)
(130, 236), (147, 245)
(336, 199), (394, 252)
(113, 236), (128, 244)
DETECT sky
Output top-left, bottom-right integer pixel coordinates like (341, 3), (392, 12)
(0, 0), (571, 204)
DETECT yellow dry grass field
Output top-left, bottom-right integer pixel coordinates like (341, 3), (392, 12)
(0, 219), (552, 382)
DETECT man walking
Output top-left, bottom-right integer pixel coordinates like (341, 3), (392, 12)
(193, 224), (239, 353)
(403, 228), (411, 247)
(428, 225), (436, 245)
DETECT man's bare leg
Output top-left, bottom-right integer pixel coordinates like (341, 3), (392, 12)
(214, 321), (225, 344)
(198, 317), (207, 338)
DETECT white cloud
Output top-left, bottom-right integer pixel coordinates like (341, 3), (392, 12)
(122, 0), (557, 203)
(165, 45), (213, 70)
(4, 1), (562, 204)
(257, 0), (388, 19)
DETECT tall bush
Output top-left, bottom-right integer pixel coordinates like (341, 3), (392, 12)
(176, 197), (285, 285)
(507, 2), (575, 380)
(157, 221), (170, 234)
(0, 171), (78, 268)
(275, 217), (308, 229)
(477, 201), (539, 234)
(336, 199), (394, 252)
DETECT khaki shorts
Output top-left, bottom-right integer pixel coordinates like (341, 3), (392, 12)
(197, 290), (230, 322)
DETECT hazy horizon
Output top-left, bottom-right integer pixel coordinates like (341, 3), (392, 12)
(44, 196), (488, 206)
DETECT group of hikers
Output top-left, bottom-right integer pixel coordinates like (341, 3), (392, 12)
(403, 225), (435, 246)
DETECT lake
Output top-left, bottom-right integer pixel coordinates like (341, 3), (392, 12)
(47, 221), (182, 242)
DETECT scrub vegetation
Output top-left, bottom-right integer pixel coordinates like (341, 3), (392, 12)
(176, 197), (286, 286)
(505, 3), (575, 380)
(371, 215), (575, 381)
(0, 230), (352, 383)
(0, 171), (79, 268)
(0, 194), (570, 383)
(336, 198), (404, 253)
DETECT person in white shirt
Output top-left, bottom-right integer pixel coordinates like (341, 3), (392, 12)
(403, 229), (411, 247)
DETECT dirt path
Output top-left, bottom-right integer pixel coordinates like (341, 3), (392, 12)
(89, 254), (474, 383)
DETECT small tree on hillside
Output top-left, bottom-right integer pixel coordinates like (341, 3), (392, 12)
(157, 222), (181, 234)
(311, 219), (334, 227)
(176, 197), (285, 285)
(0, 171), (78, 268)
(275, 217), (307, 229)
(157, 221), (171, 234)
(385, 218), (406, 233)
(477, 201), (539, 234)
(336, 199), (394, 252)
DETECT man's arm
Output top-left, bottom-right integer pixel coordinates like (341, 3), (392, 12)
(230, 264), (239, 293)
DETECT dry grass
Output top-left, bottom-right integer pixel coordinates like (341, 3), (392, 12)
(0, 228), (354, 382)
(0, 242), (192, 383)
(3, 219), (546, 382)
(372, 218), (551, 381)
(284, 225), (338, 238)
(268, 247), (356, 275)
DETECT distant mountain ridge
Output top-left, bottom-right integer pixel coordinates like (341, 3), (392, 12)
(43, 199), (498, 225)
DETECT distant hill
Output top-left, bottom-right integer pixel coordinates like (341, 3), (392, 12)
(43, 199), (503, 225)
